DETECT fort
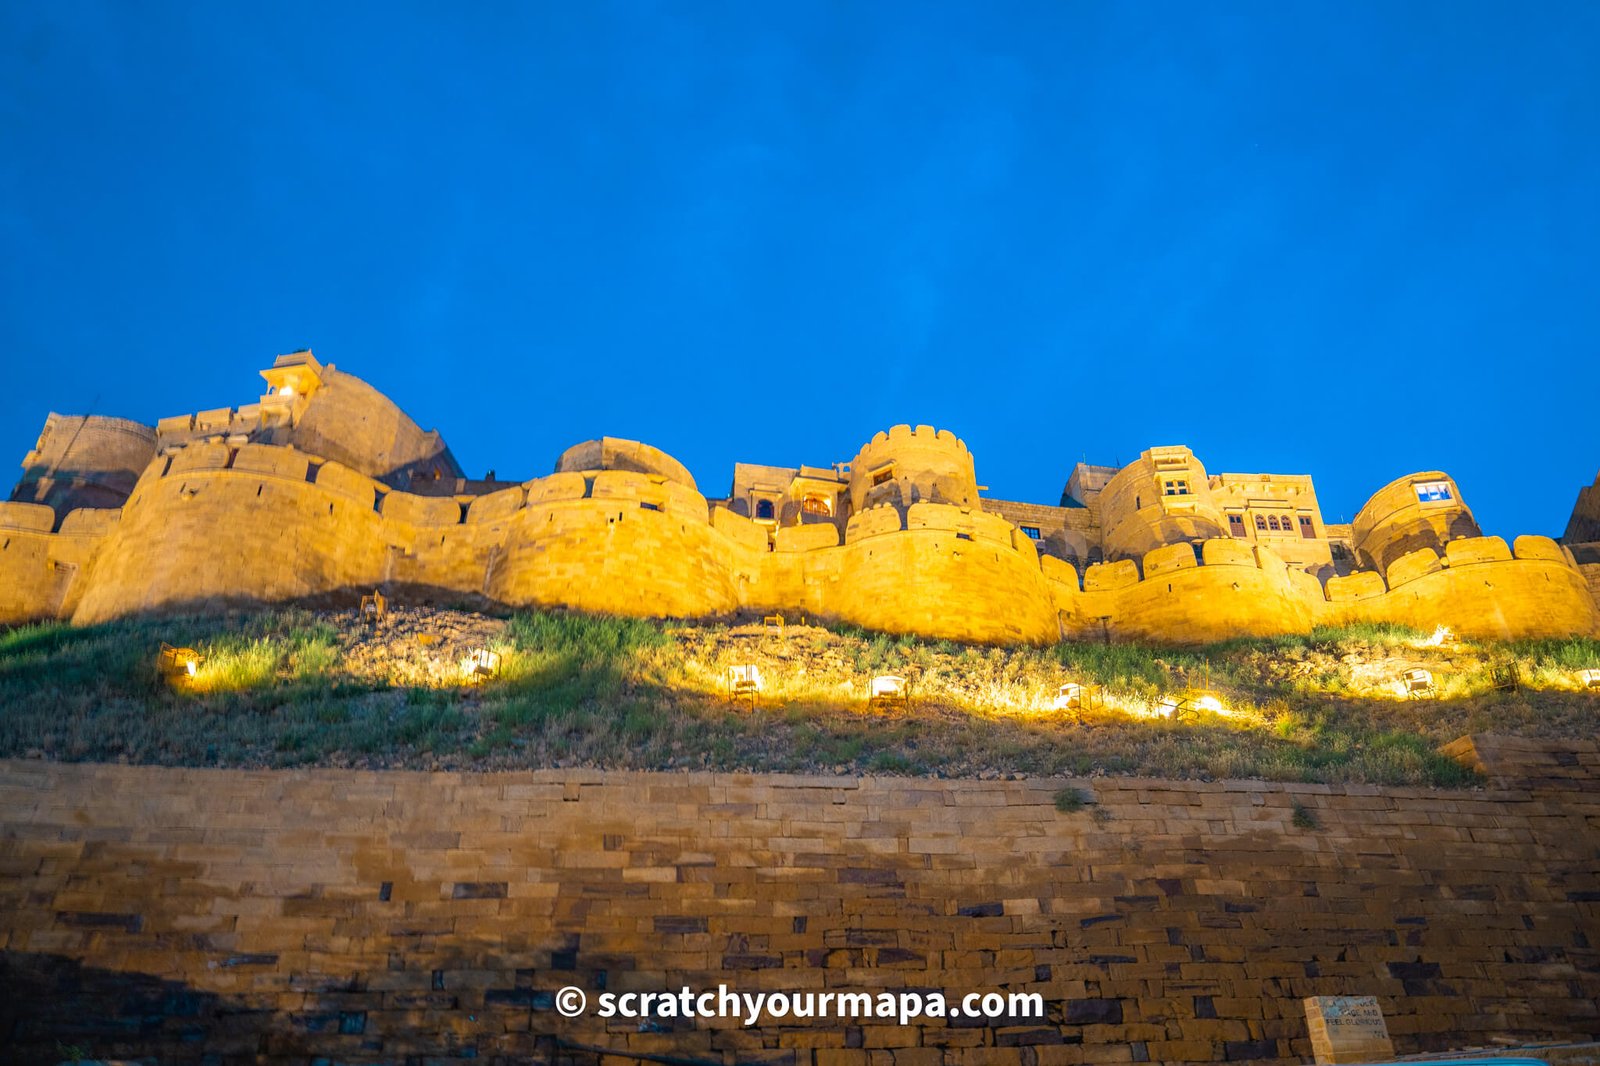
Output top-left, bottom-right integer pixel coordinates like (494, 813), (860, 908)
(4, 349), (1599, 645)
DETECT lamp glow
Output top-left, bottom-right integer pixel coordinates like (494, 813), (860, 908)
(1419, 625), (1454, 647)
(1052, 682), (1083, 711)
(1399, 668), (1435, 699)
(460, 647), (500, 681)
(1580, 668), (1600, 690)
(727, 664), (762, 703)
(158, 643), (204, 683)
(869, 675), (908, 704)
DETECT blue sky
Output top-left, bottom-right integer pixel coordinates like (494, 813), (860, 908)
(2, 2), (1595, 534)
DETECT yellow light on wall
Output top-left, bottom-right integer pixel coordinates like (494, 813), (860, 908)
(460, 647), (500, 681)
(158, 643), (203, 682)
(278, 385), (296, 397)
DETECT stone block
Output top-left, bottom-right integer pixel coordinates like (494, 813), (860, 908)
(1512, 534), (1566, 563)
(1201, 539), (1255, 567)
(1324, 571), (1385, 602)
(1386, 547), (1442, 588)
(1084, 560), (1140, 592)
(1142, 543), (1198, 576)
(0, 501), (57, 533)
(776, 524), (839, 553)
(1444, 535), (1513, 567)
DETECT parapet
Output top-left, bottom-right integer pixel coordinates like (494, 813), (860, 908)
(0, 501), (56, 533)
(555, 438), (697, 491)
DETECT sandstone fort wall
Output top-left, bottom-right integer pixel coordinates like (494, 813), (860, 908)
(6, 435), (1597, 643)
(4, 357), (1597, 644)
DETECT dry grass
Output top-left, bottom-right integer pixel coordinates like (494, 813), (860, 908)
(1, 608), (1596, 785)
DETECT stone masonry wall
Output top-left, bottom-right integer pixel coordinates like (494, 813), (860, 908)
(1, 739), (1597, 1065)
(4, 435), (1598, 641)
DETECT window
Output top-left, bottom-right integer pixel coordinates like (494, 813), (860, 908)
(755, 499), (775, 520)
(1299, 515), (1315, 539)
(1164, 479), (1190, 496)
(1020, 525), (1042, 540)
(1414, 481), (1452, 502)
(1228, 514), (1246, 535)
(1254, 515), (1267, 531)
(1267, 515), (1280, 531)
(872, 468), (894, 487)
(802, 494), (832, 516)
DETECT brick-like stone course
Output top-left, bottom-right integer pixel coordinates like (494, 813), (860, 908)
(0, 737), (1597, 1064)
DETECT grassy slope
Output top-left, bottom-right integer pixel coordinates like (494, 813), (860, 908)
(1, 609), (1596, 785)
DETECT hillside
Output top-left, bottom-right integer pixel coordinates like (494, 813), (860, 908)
(1, 607), (1596, 785)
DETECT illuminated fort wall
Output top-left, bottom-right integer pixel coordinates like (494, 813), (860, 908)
(3, 355), (1597, 645)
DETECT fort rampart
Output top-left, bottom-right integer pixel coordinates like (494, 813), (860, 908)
(4, 431), (1597, 644)
(1, 738), (1597, 1064)
(4, 354), (1598, 645)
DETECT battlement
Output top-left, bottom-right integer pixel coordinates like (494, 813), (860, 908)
(3, 355), (1597, 646)
(846, 423), (979, 516)
(858, 423), (970, 454)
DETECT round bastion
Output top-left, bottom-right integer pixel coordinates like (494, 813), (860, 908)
(1351, 470), (1479, 575)
(846, 425), (978, 516)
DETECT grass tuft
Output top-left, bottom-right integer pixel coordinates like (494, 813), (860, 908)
(1053, 787), (1092, 813)
(1291, 801), (1320, 831)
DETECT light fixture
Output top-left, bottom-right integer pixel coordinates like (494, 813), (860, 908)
(1155, 696), (1186, 719)
(1579, 668), (1600, 690)
(727, 664), (762, 703)
(869, 675), (908, 704)
(460, 647), (500, 681)
(158, 643), (203, 682)
(278, 385), (296, 398)
(1399, 668), (1435, 699)
(1052, 682), (1083, 711)
(358, 590), (387, 624)
(1193, 694), (1224, 714)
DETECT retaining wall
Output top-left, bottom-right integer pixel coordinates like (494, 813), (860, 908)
(1, 738), (1597, 1064)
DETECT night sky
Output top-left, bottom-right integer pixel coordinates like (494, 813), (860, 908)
(3, 2), (1595, 534)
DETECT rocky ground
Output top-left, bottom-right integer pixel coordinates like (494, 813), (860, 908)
(0, 605), (1594, 783)
(333, 605), (509, 688)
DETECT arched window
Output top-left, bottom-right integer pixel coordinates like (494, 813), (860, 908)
(802, 494), (832, 516)
(1254, 515), (1267, 531)
(1267, 515), (1281, 531)
(755, 499), (775, 520)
